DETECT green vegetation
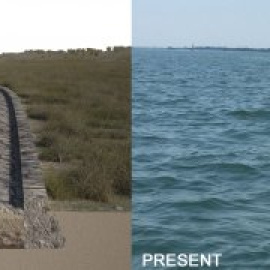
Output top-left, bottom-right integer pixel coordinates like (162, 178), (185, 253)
(0, 48), (130, 206)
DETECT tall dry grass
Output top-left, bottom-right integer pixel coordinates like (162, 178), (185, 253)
(0, 48), (130, 203)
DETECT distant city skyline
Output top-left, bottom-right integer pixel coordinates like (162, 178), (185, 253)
(133, 0), (270, 48)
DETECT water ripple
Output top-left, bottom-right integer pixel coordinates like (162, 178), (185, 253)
(133, 49), (270, 269)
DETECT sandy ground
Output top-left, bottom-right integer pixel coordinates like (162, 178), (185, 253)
(0, 212), (131, 270)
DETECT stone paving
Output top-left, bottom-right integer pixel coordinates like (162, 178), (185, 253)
(1, 87), (47, 205)
(0, 86), (64, 248)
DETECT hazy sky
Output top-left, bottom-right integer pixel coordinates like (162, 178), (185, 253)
(133, 0), (270, 48)
(0, 0), (130, 53)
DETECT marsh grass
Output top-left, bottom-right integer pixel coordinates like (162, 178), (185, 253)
(0, 49), (130, 204)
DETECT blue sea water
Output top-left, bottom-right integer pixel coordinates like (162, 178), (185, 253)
(132, 48), (270, 269)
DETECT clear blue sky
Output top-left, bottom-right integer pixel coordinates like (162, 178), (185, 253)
(133, 0), (270, 48)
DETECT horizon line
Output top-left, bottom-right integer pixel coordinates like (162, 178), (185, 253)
(133, 45), (270, 50)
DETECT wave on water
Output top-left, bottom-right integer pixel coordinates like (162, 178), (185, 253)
(229, 109), (270, 119)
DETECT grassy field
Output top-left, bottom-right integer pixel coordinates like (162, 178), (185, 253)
(0, 48), (130, 207)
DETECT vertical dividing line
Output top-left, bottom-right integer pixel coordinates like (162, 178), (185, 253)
(0, 89), (24, 209)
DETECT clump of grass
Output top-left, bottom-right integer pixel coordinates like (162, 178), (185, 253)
(45, 169), (76, 200)
(1, 81), (13, 89)
(112, 143), (131, 196)
(0, 48), (130, 203)
(45, 142), (130, 202)
(39, 148), (61, 163)
(27, 107), (49, 121)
